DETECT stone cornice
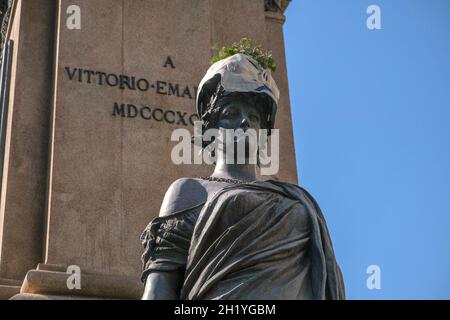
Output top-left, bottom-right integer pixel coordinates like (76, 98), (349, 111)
(265, 0), (291, 13)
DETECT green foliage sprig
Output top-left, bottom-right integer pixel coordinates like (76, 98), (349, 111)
(210, 37), (276, 72)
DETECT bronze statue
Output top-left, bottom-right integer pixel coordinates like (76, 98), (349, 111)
(141, 53), (345, 300)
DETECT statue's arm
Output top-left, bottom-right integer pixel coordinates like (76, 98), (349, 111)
(142, 178), (205, 300)
(142, 271), (183, 300)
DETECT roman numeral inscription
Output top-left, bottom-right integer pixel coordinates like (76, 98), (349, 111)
(63, 66), (199, 126)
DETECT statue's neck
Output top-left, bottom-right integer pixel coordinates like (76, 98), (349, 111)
(211, 154), (257, 182)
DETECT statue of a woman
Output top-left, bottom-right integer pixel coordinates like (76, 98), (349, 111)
(141, 53), (345, 300)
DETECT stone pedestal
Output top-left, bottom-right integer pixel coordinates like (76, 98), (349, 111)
(0, 0), (295, 299)
(0, 278), (21, 300)
(11, 263), (141, 300)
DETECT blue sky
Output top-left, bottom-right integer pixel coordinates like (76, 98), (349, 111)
(284, 0), (450, 299)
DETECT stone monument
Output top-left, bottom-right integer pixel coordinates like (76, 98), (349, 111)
(0, 0), (298, 300)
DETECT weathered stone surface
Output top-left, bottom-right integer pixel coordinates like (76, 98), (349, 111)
(0, 283), (20, 300)
(0, 277), (20, 286)
(19, 268), (142, 299)
(264, 10), (298, 181)
(0, 0), (54, 281)
(0, 277), (21, 300)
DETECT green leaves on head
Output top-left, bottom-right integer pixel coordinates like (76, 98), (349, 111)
(210, 37), (276, 72)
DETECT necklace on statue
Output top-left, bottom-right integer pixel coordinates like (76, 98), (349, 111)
(199, 176), (251, 184)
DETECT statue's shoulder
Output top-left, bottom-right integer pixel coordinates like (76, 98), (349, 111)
(263, 179), (318, 203)
(159, 177), (208, 217)
(263, 179), (303, 192)
(167, 177), (206, 192)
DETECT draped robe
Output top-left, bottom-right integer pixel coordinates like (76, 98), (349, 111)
(141, 180), (345, 300)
